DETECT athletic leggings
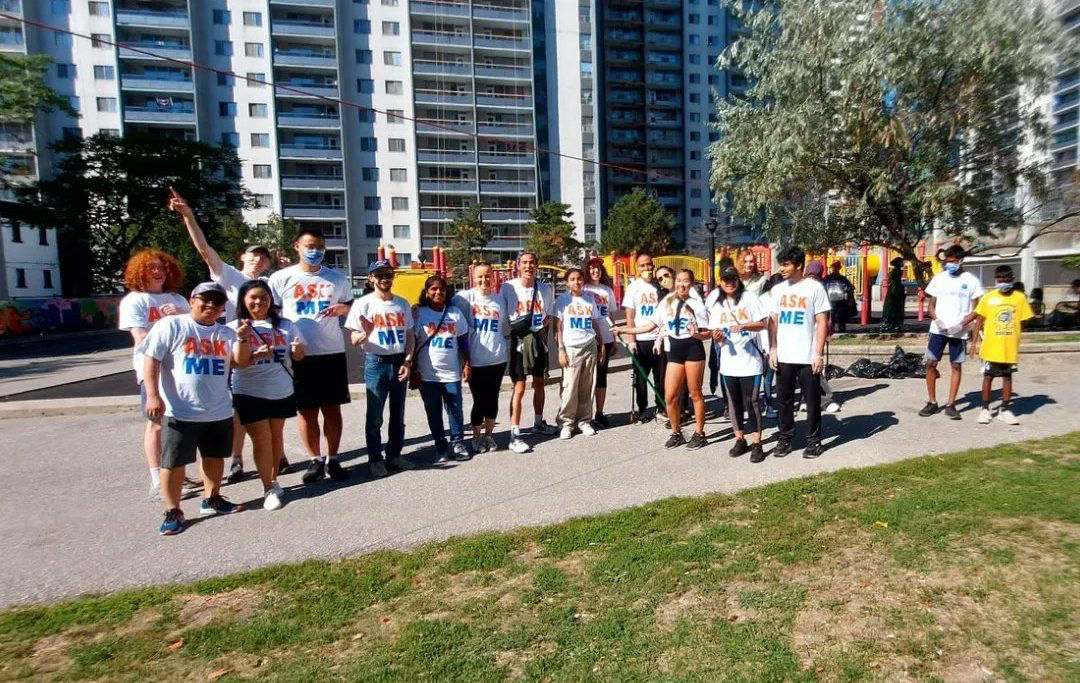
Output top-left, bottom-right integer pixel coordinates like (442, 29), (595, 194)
(469, 362), (506, 426)
(723, 375), (763, 435)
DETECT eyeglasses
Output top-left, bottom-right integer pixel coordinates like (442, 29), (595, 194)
(374, 273), (393, 280)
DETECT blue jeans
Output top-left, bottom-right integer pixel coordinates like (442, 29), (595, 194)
(419, 380), (464, 451)
(761, 366), (775, 409)
(364, 353), (407, 463)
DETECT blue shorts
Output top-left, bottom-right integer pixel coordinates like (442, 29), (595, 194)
(926, 333), (966, 364)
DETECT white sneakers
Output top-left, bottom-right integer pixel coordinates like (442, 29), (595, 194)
(978, 407), (1020, 425)
(978, 408), (993, 424)
(578, 422), (597, 436)
(263, 482), (284, 511)
(825, 402), (841, 414)
(559, 426), (574, 440)
(508, 436), (531, 453)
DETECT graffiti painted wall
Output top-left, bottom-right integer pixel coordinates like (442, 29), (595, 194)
(0, 297), (121, 337)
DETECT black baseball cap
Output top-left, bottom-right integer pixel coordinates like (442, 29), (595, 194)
(720, 266), (740, 280)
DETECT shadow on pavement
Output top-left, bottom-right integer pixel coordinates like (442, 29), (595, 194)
(956, 391), (1056, 417)
(824, 411), (900, 451)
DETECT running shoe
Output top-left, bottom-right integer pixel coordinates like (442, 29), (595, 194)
(802, 442), (824, 459)
(226, 458), (245, 484)
(942, 404), (961, 420)
(534, 420), (559, 436)
(263, 487), (283, 511)
(452, 442), (472, 461)
(997, 409), (1019, 425)
(326, 458), (348, 481)
(825, 402), (841, 414)
(664, 432), (686, 449)
(686, 432), (708, 450)
(594, 414), (611, 429)
(918, 401), (939, 417)
(200, 495), (244, 516)
(470, 437), (488, 453)
(159, 508), (185, 535)
(749, 443), (766, 464)
(370, 461), (388, 478)
(508, 436), (531, 454)
(278, 456), (292, 475)
(484, 436), (498, 452)
(148, 484), (163, 502)
(559, 426), (574, 440)
(579, 422), (597, 437)
(977, 408), (993, 424)
(435, 448), (450, 464)
(389, 456), (416, 471)
(729, 438), (749, 458)
(301, 459), (325, 484)
(636, 409), (655, 424)
(773, 440), (793, 458)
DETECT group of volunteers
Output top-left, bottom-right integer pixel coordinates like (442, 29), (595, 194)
(119, 190), (1035, 536)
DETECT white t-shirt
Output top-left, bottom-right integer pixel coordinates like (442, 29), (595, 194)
(623, 278), (662, 341)
(769, 278), (832, 365)
(118, 291), (190, 383)
(707, 291), (768, 376)
(584, 284), (616, 344)
(925, 271), (984, 339)
(226, 318), (302, 400)
(267, 265), (351, 356)
(651, 294), (709, 351)
(554, 292), (601, 348)
(344, 293), (413, 356)
(500, 278), (554, 333)
(211, 263), (262, 322)
(453, 289), (509, 367)
(757, 291), (773, 353)
(414, 305), (468, 382)
(142, 315), (237, 422)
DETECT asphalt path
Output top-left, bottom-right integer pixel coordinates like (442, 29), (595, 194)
(1, 354), (1075, 607)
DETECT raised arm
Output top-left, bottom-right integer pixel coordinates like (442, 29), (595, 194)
(167, 187), (225, 276)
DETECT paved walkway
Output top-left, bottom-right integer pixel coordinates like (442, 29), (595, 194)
(0, 354), (1076, 607)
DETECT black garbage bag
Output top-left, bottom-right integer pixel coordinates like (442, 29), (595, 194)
(824, 364), (846, 380)
(846, 358), (888, 378)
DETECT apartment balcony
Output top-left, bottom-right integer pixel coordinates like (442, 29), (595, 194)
(115, 9), (190, 30)
(271, 20), (336, 38)
(413, 60), (472, 77)
(122, 106), (195, 124)
(276, 82), (340, 99)
(283, 204), (346, 219)
(415, 89), (474, 106)
(482, 208), (533, 222)
(0, 0), (21, 14)
(277, 112), (341, 129)
(1053, 94), (1080, 114)
(419, 179), (478, 194)
(475, 93), (532, 108)
(476, 122), (533, 137)
(410, 0), (470, 18)
(607, 31), (643, 45)
(473, 4), (530, 23)
(474, 64), (531, 80)
(477, 151), (534, 165)
(278, 144), (343, 159)
(646, 0), (681, 7)
(281, 174), (345, 190)
(1051, 154), (1078, 171)
(412, 30), (471, 47)
(480, 180), (534, 195)
(120, 76), (193, 93)
(416, 120), (474, 135)
(645, 14), (680, 27)
(645, 33), (680, 48)
(474, 35), (529, 51)
(417, 149), (476, 163)
(270, 0), (334, 7)
(420, 208), (461, 221)
(0, 123), (32, 152)
(272, 49), (337, 69)
(606, 10), (643, 24)
(118, 43), (192, 61)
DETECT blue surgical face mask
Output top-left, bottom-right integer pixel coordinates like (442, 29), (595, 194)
(301, 248), (325, 266)
(944, 262), (961, 275)
(996, 281), (1013, 293)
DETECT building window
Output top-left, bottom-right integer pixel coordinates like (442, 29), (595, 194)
(69, 96), (80, 112)
(245, 42), (264, 58)
(364, 197), (381, 210)
(360, 137), (377, 151)
(382, 0), (400, 5)
(388, 138), (406, 152)
(54, 31), (73, 47)
(51, 1), (70, 14)
(248, 103), (268, 117)
(43, 270), (54, 289)
(96, 97), (117, 112)
(242, 11), (262, 27)
(38, 227), (48, 246)
(387, 109), (404, 123)
(354, 19), (371, 34)
(255, 194), (273, 208)
(15, 268), (26, 289)
(365, 224), (381, 238)
(357, 79), (374, 94)
(356, 49), (372, 64)
(219, 101), (236, 116)
(215, 41), (233, 56)
(250, 133), (270, 147)
(397, 253), (412, 266)
(691, 208), (702, 218)
(389, 168), (407, 182)
(384, 51), (402, 66)
(90, 33), (109, 48)
(9, 221), (21, 243)
(221, 132), (239, 146)
(382, 21), (400, 36)
(358, 109), (374, 122)
(88, 2), (109, 17)
(690, 188), (702, 198)
(217, 73), (234, 86)
(391, 197), (408, 211)
(100, 128), (119, 137)
(93, 65), (114, 80)
(212, 9), (231, 24)
(362, 167), (379, 181)
(253, 164), (272, 179)
(392, 224), (410, 238)
(56, 63), (76, 78)
(62, 127), (82, 140)
(385, 80), (403, 95)
(246, 73), (265, 87)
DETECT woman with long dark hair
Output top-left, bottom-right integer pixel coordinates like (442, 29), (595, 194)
(230, 279), (306, 510)
(414, 275), (471, 462)
(584, 257), (617, 427)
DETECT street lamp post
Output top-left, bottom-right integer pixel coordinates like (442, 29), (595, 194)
(705, 217), (719, 291)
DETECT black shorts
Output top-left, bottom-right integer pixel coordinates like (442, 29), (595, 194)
(161, 417), (233, 469)
(233, 393), (297, 425)
(596, 342), (616, 389)
(982, 361), (1017, 378)
(666, 337), (706, 364)
(508, 334), (548, 383)
(292, 353), (351, 410)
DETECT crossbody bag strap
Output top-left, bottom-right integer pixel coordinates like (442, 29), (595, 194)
(417, 306), (451, 356)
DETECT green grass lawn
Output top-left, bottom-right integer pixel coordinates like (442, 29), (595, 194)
(2, 435), (1078, 682)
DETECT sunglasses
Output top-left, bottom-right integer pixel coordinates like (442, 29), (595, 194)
(373, 272), (394, 280)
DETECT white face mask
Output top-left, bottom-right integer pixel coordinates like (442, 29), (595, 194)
(996, 282), (1013, 293)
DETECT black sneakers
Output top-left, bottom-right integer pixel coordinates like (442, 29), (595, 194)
(773, 440), (792, 457)
(749, 443), (766, 463)
(942, 404), (961, 420)
(802, 442), (824, 459)
(301, 459), (325, 484)
(326, 458), (348, 481)
(918, 401), (939, 417)
(226, 458), (245, 484)
(664, 432), (686, 448)
(729, 438), (749, 458)
(594, 414), (611, 429)
(277, 456), (291, 475)
(686, 432), (708, 450)
(637, 409), (655, 424)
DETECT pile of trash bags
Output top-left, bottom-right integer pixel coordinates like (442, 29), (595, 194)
(845, 346), (926, 379)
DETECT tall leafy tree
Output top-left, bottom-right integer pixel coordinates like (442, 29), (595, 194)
(709, 0), (1075, 285)
(444, 204), (493, 279)
(525, 201), (582, 266)
(599, 187), (677, 256)
(19, 133), (254, 294)
(0, 54), (77, 123)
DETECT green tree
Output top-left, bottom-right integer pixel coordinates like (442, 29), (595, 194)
(19, 133), (254, 294)
(525, 201), (582, 266)
(249, 212), (300, 264)
(0, 54), (77, 123)
(444, 204), (493, 279)
(709, 0), (1075, 286)
(599, 187), (677, 256)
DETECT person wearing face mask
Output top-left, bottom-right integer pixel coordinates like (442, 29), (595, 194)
(961, 265), (1034, 426)
(267, 227), (353, 484)
(920, 245), (984, 420)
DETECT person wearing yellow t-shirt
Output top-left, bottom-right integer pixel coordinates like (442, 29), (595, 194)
(962, 265), (1034, 426)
